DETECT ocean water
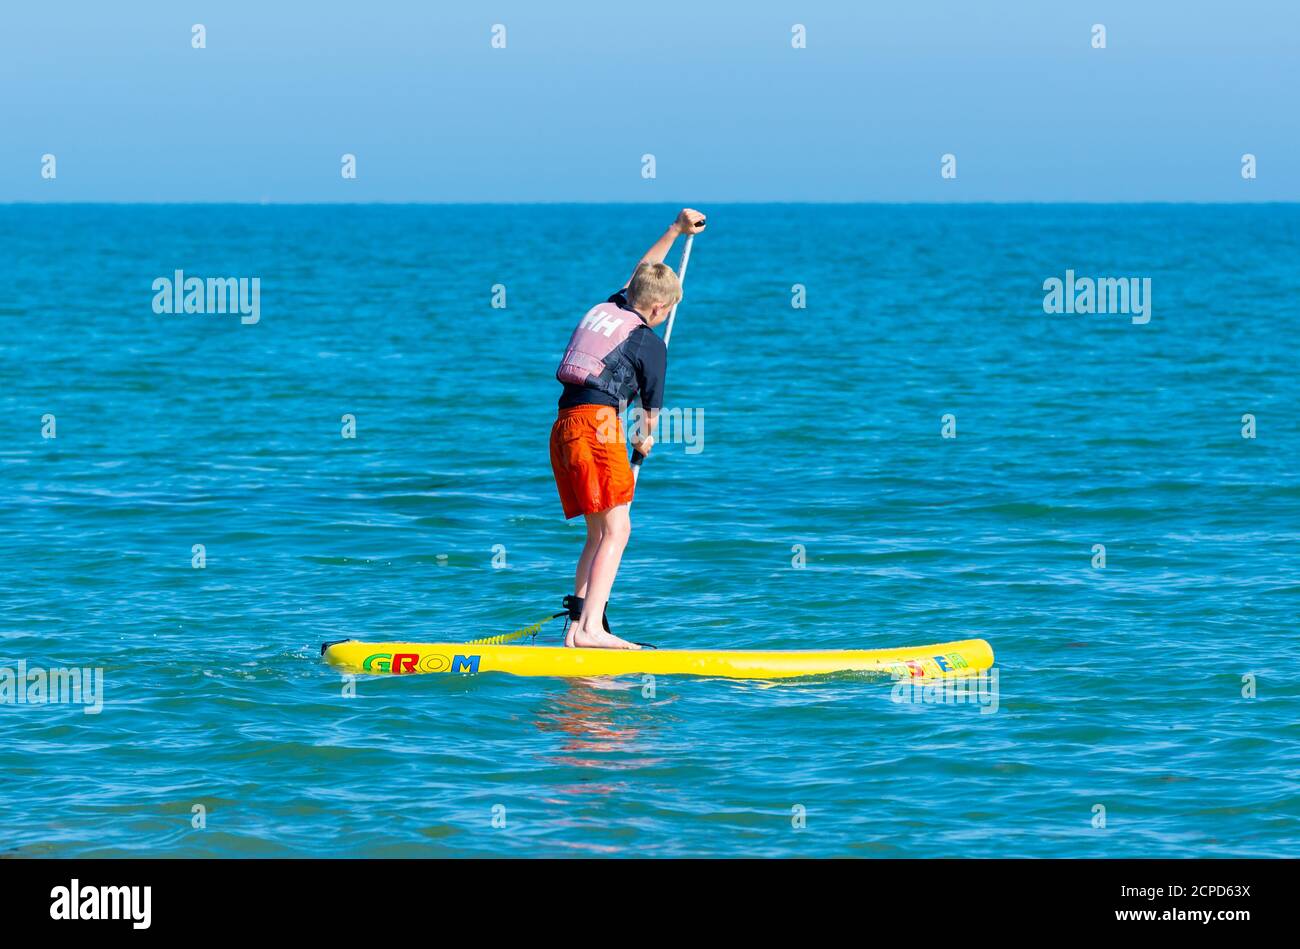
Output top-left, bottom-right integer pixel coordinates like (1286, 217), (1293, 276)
(1, 203), (1297, 858)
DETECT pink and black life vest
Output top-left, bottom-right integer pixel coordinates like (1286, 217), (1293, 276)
(555, 299), (646, 402)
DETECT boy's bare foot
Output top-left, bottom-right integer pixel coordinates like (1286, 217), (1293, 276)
(568, 625), (641, 650)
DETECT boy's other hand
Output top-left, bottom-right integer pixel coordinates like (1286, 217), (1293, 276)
(632, 435), (654, 458)
(676, 208), (707, 235)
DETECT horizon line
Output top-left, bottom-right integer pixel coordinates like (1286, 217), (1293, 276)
(2, 199), (1297, 207)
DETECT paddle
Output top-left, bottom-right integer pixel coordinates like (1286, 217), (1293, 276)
(630, 232), (696, 481)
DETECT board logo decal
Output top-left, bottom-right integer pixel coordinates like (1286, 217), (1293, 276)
(358, 652), (480, 674)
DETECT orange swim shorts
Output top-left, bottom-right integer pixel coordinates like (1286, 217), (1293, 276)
(550, 404), (635, 518)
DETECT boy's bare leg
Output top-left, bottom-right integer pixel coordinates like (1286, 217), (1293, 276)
(573, 515), (602, 600)
(570, 503), (639, 649)
(565, 516), (603, 647)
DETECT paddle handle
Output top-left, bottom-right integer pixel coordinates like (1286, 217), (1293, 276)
(663, 233), (693, 347)
(631, 232), (695, 479)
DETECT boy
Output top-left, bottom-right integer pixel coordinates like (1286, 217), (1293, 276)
(550, 208), (706, 649)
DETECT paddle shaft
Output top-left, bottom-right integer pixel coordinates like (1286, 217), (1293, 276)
(631, 234), (694, 477)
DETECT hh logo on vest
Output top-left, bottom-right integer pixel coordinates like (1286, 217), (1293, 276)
(581, 309), (626, 337)
(556, 302), (641, 393)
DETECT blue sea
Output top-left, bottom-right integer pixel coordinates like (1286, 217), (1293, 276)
(1, 203), (1297, 858)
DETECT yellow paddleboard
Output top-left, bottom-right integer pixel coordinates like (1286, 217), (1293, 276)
(321, 638), (994, 680)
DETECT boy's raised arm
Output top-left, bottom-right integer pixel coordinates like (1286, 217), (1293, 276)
(623, 208), (707, 291)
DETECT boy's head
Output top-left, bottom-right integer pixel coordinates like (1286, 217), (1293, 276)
(627, 262), (682, 327)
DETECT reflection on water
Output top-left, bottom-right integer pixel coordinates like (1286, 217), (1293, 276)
(533, 677), (677, 767)
(525, 678), (682, 855)
(531, 677), (679, 809)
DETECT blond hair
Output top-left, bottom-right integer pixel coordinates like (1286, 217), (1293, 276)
(627, 262), (682, 310)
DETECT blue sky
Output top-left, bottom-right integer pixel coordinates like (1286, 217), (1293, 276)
(1, 1), (1295, 202)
